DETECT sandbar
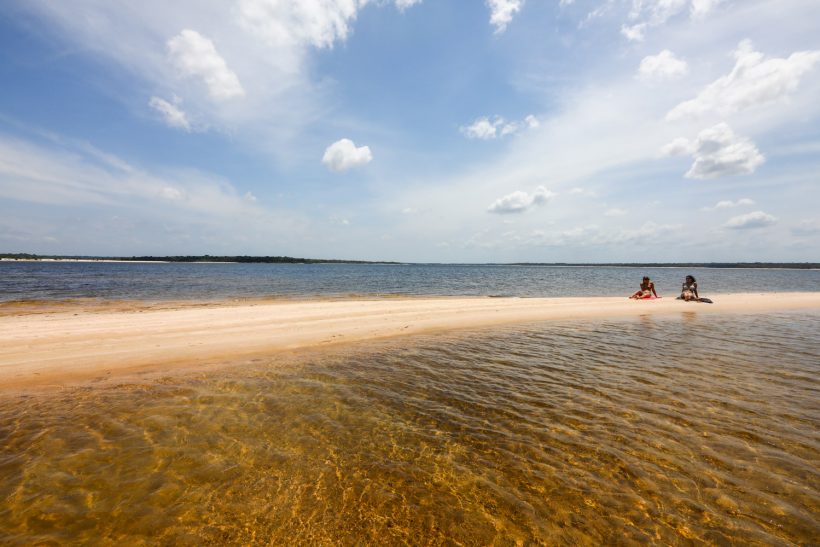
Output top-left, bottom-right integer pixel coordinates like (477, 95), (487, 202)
(1, 293), (818, 389)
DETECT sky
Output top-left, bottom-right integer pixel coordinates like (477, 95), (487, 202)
(1, 0), (819, 262)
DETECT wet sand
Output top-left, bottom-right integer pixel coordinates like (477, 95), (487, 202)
(2, 292), (819, 388)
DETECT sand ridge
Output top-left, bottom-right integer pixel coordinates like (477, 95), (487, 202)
(1, 293), (819, 389)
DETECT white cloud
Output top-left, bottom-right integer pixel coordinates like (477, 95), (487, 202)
(236, 0), (423, 50)
(148, 96), (191, 131)
(723, 211), (777, 229)
(236, 0), (359, 49)
(604, 207), (628, 217)
(663, 123), (765, 179)
(487, 0), (523, 33)
(638, 50), (688, 81)
(167, 30), (245, 100)
(395, 0), (423, 11)
(461, 115), (539, 139)
(621, 0), (684, 41)
(667, 40), (820, 121)
(621, 23), (646, 42)
(159, 186), (185, 200)
(461, 117), (499, 140)
(622, 0), (724, 41)
(660, 137), (693, 157)
(487, 186), (554, 214)
(322, 138), (373, 172)
(690, 0), (723, 18)
(700, 198), (754, 211)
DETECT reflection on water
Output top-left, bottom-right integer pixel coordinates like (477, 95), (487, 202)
(1, 313), (818, 544)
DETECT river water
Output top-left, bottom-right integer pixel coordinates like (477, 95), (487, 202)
(1, 261), (818, 302)
(1, 311), (818, 544)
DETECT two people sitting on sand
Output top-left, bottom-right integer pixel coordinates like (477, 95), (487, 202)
(629, 276), (658, 299)
(629, 275), (712, 303)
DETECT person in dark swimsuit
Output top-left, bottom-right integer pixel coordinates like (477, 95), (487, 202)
(680, 275), (699, 301)
(629, 276), (658, 299)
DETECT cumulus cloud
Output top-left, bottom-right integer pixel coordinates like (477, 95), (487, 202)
(487, 186), (554, 214)
(461, 115), (539, 139)
(167, 30), (245, 100)
(723, 211), (777, 229)
(487, 0), (523, 33)
(663, 123), (765, 179)
(322, 138), (373, 172)
(148, 96), (191, 131)
(638, 50), (688, 80)
(604, 207), (628, 217)
(700, 198), (754, 211)
(666, 40), (820, 120)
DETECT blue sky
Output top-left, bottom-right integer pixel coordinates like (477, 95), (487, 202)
(1, 0), (819, 262)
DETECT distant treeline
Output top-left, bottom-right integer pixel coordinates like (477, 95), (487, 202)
(0, 253), (396, 264)
(2, 254), (817, 268)
(120, 255), (396, 264)
(510, 262), (820, 269)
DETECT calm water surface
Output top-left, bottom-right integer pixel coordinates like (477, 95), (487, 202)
(1, 312), (818, 545)
(1, 261), (819, 302)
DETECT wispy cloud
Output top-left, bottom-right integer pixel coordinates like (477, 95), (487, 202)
(791, 219), (820, 236)
(461, 115), (538, 140)
(700, 198), (754, 212)
(622, 0), (724, 42)
(148, 96), (191, 131)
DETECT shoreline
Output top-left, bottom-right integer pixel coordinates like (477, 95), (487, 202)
(2, 293), (819, 390)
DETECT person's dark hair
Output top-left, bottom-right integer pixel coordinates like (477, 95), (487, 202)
(686, 275), (696, 283)
(642, 276), (649, 280)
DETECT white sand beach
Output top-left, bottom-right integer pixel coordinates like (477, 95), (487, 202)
(2, 293), (818, 389)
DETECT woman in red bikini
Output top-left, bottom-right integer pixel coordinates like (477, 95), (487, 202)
(629, 276), (659, 299)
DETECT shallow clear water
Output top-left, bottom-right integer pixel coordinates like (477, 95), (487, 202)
(1, 312), (818, 545)
(1, 261), (819, 302)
